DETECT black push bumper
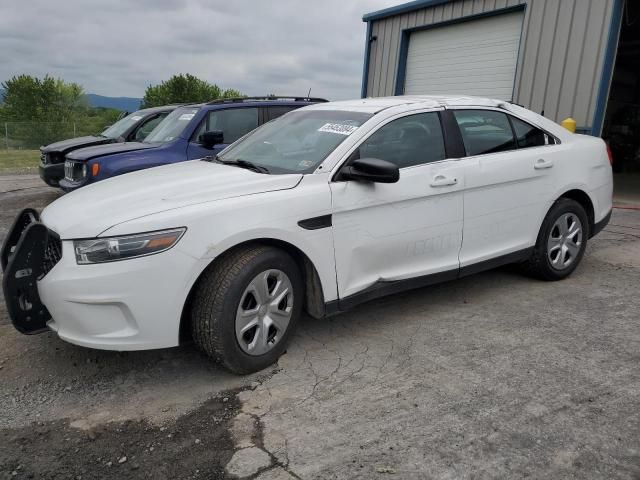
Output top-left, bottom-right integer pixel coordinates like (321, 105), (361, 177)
(1, 209), (62, 334)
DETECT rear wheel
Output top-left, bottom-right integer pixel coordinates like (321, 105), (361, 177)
(191, 245), (303, 374)
(522, 198), (589, 280)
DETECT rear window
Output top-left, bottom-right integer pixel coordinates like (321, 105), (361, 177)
(510, 116), (550, 148)
(453, 110), (516, 156)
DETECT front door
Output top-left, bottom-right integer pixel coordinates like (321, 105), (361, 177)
(187, 107), (260, 159)
(330, 110), (465, 299)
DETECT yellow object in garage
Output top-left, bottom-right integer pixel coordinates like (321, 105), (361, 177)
(561, 117), (577, 133)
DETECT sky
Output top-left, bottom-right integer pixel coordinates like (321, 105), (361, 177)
(0, 0), (398, 100)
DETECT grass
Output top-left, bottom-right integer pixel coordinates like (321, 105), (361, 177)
(0, 149), (40, 174)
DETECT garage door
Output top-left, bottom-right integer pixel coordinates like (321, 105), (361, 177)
(403, 11), (524, 100)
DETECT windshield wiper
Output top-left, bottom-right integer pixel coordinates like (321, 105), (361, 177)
(212, 157), (269, 174)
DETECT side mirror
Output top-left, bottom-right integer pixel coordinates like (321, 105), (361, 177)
(342, 157), (399, 184)
(199, 130), (224, 148)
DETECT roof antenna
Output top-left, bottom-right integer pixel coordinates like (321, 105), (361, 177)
(307, 87), (312, 99)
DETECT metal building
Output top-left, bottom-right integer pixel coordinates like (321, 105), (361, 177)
(361, 0), (640, 179)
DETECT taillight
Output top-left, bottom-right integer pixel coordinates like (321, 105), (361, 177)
(606, 143), (614, 166)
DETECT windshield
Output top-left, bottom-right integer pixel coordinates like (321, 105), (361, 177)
(101, 111), (145, 139)
(143, 107), (199, 143)
(218, 110), (372, 174)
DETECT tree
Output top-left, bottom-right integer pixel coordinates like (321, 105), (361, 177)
(1, 74), (89, 146)
(1, 74), (86, 123)
(0, 74), (109, 148)
(142, 74), (242, 107)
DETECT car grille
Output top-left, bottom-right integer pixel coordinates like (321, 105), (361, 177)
(64, 160), (85, 182)
(42, 231), (63, 278)
(42, 152), (65, 165)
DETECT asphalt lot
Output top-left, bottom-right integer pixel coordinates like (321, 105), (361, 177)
(1, 175), (639, 479)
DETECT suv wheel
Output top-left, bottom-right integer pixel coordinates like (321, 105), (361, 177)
(191, 245), (303, 374)
(522, 198), (589, 280)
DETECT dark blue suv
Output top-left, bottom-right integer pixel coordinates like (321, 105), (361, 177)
(60, 96), (327, 191)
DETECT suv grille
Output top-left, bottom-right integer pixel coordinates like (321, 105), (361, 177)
(64, 160), (85, 182)
(41, 231), (63, 278)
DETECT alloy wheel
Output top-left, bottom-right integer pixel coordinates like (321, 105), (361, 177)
(235, 269), (294, 356)
(547, 212), (583, 270)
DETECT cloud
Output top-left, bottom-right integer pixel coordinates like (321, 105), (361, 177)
(0, 0), (395, 100)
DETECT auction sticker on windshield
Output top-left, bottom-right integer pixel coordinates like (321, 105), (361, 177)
(179, 113), (195, 121)
(318, 123), (358, 135)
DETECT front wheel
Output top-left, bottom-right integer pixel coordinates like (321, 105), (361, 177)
(522, 198), (589, 281)
(191, 245), (303, 374)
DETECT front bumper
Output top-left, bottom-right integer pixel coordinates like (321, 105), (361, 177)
(2, 210), (201, 350)
(39, 163), (64, 187)
(59, 176), (89, 192)
(39, 241), (198, 350)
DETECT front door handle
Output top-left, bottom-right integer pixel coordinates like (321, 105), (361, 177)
(534, 158), (554, 169)
(430, 174), (458, 187)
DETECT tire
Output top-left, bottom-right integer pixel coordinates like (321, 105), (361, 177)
(522, 198), (589, 281)
(191, 245), (303, 374)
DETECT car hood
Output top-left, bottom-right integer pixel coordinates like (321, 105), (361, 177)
(41, 136), (114, 154)
(66, 142), (158, 161)
(41, 160), (303, 238)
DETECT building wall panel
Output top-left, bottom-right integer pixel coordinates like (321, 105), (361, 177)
(364, 0), (616, 128)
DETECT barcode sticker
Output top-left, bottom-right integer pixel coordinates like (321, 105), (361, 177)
(179, 113), (195, 121)
(317, 123), (358, 135)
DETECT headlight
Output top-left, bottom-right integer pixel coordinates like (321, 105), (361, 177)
(74, 228), (186, 264)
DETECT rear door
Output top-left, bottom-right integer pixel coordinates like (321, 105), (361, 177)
(187, 107), (260, 159)
(330, 109), (465, 299)
(452, 108), (558, 267)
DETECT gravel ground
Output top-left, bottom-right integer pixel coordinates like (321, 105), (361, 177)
(1, 175), (639, 479)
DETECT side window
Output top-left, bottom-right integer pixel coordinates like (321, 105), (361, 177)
(356, 112), (446, 169)
(510, 116), (550, 148)
(267, 106), (298, 121)
(192, 117), (207, 142)
(207, 108), (259, 144)
(133, 113), (168, 141)
(453, 110), (516, 156)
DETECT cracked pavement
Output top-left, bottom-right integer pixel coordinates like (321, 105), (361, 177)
(1, 176), (639, 479)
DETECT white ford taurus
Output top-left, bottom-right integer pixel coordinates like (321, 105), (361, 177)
(1, 96), (613, 373)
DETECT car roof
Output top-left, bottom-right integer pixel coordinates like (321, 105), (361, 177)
(200, 98), (322, 111)
(135, 105), (182, 115)
(304, 95), (509, 113)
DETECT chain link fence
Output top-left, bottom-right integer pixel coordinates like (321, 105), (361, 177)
(2, 120), (112, 150)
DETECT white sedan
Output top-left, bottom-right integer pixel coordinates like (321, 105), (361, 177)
(1, 96), (613, 373)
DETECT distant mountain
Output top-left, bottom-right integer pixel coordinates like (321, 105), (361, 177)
(0, 88), (142, 112)
(86, 94), (142, 112)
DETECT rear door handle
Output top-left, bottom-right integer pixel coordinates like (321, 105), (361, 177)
(430, 174), (458, 187)
(534, 158), (553, 169)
